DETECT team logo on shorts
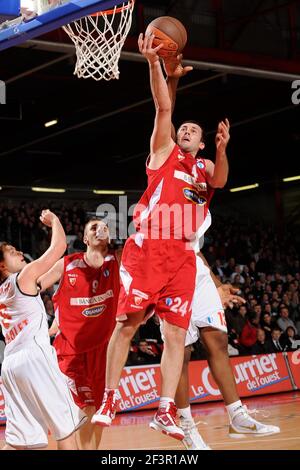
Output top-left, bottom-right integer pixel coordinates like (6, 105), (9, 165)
(82, 304), (106, 317)
(134, 296), (143, 306)
(183, 188), (207, 206)
(197, 160), (205, 170)
(103, 269), (110, 277)
(165, 298), (173, 307)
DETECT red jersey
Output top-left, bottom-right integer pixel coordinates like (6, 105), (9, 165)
(52, 252), (119, 355)
(134, 144), (214, 241)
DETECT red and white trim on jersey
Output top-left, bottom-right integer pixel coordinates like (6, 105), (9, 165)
(52, 252), (119, 354)
(133, 144), (214, 242)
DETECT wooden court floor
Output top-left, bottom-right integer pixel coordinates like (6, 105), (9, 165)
(1, 391), (300, 450)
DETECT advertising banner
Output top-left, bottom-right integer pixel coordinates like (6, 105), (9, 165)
(287, 350), (300, 389)
(119, 354), (294, 411)
(119, 364), (161, 412)
(0, 354), (296, 421)
(188, 353), (293, 403)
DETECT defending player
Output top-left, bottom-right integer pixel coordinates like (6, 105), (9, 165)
(39, 218), (119, 450)
(92, 33), (229, 441)
(0, 210), (86, 450)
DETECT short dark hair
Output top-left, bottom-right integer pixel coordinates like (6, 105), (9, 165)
(84, 217), (107, 236)
(280, 304), (289, 312)
(178, 120), (205, 143)
(272, 326), (282, 333)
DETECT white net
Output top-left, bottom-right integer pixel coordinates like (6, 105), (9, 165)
(63, 0), (135, 81)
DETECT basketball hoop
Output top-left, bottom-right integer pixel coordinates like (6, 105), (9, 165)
(63, 0), (135, 81)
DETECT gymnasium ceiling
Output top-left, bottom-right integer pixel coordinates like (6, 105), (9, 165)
(0, 0), (300, 194)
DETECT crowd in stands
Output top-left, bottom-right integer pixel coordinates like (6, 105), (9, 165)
(0, 201), (300, 368)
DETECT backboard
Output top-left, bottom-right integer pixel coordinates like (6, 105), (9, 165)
(0, 0), (124, 51)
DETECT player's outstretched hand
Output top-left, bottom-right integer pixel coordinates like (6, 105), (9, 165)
(138, 32), (164, 64)
(40, 210), (58, 228)
(217, 283), (245, 309)
(215, 118), (230, 153)
(163, 54), (193, 78)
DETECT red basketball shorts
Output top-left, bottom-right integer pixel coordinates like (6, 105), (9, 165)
(117, 234), (197, 330)
(56, 343), (108, 410)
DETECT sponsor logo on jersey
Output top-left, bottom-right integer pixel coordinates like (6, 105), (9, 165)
(103, 269), (110, 278)
(134, 296), (143, 306)
(197, 160), (205, 170)
(196, 182), (207, 192)
(183, 188), (207, 206)
(165, 298), (173, 307)
(132, 289), (149, 300)
(68, 276), (77, 286)
(70, 289), (114, 306)
(82, 304), (106, 318)
(174, 170), (207, 193)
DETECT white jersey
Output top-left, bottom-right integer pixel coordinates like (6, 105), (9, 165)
(190, 210), (212, 254)
(0, 273), (49, 357)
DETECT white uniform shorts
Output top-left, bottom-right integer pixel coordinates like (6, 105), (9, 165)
(1, 341), (86, 448)
(185, 256), (227, 347)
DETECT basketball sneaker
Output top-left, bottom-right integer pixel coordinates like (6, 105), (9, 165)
(180, 418), (211, 450)
(229, 405), (280, 438)
(149, 402), (185, 441)
(91, 389), (120, 426)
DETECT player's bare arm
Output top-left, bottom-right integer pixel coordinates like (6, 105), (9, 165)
(138, 33), (174, 170)
(205, 119), (230, 188)
(163, 54), (193, 139)
(18, 210), (67, 295)
(38, 258), (64, 292)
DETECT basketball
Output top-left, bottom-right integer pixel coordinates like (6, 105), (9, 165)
(145, 16), (187, 58)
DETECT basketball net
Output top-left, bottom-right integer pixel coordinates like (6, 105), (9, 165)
(63, 0), (135, 81)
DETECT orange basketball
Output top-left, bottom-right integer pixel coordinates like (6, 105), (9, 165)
(145, 16), (187, 58)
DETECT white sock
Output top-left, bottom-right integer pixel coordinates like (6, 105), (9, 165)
(226, 400), (243, 420)
(159, 397), (174, 408)
(178, 406), (194, 422)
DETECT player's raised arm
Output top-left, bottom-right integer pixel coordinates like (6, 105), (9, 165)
(163, 55), (193, 140)
(205, 119), (230, 189)
(38, 257), (64, 292)
(18, 210), (67, 295)
(138, 33), (174, 170)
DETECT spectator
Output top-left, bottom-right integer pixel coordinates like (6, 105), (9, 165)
(239, 311), (260, 354)
(280, 326), (300, 352)
(277, 305), (298, 334)
(261, 312), (274, 339)
(135, 340), (161, 365)
(212, 259), (224, 279)
(230, 266), (245, 285)
(267, 327), (283, 353)
(251, 329), (269, 355)
(226, 305), (247, 337)
(254, 304), (262, 318)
